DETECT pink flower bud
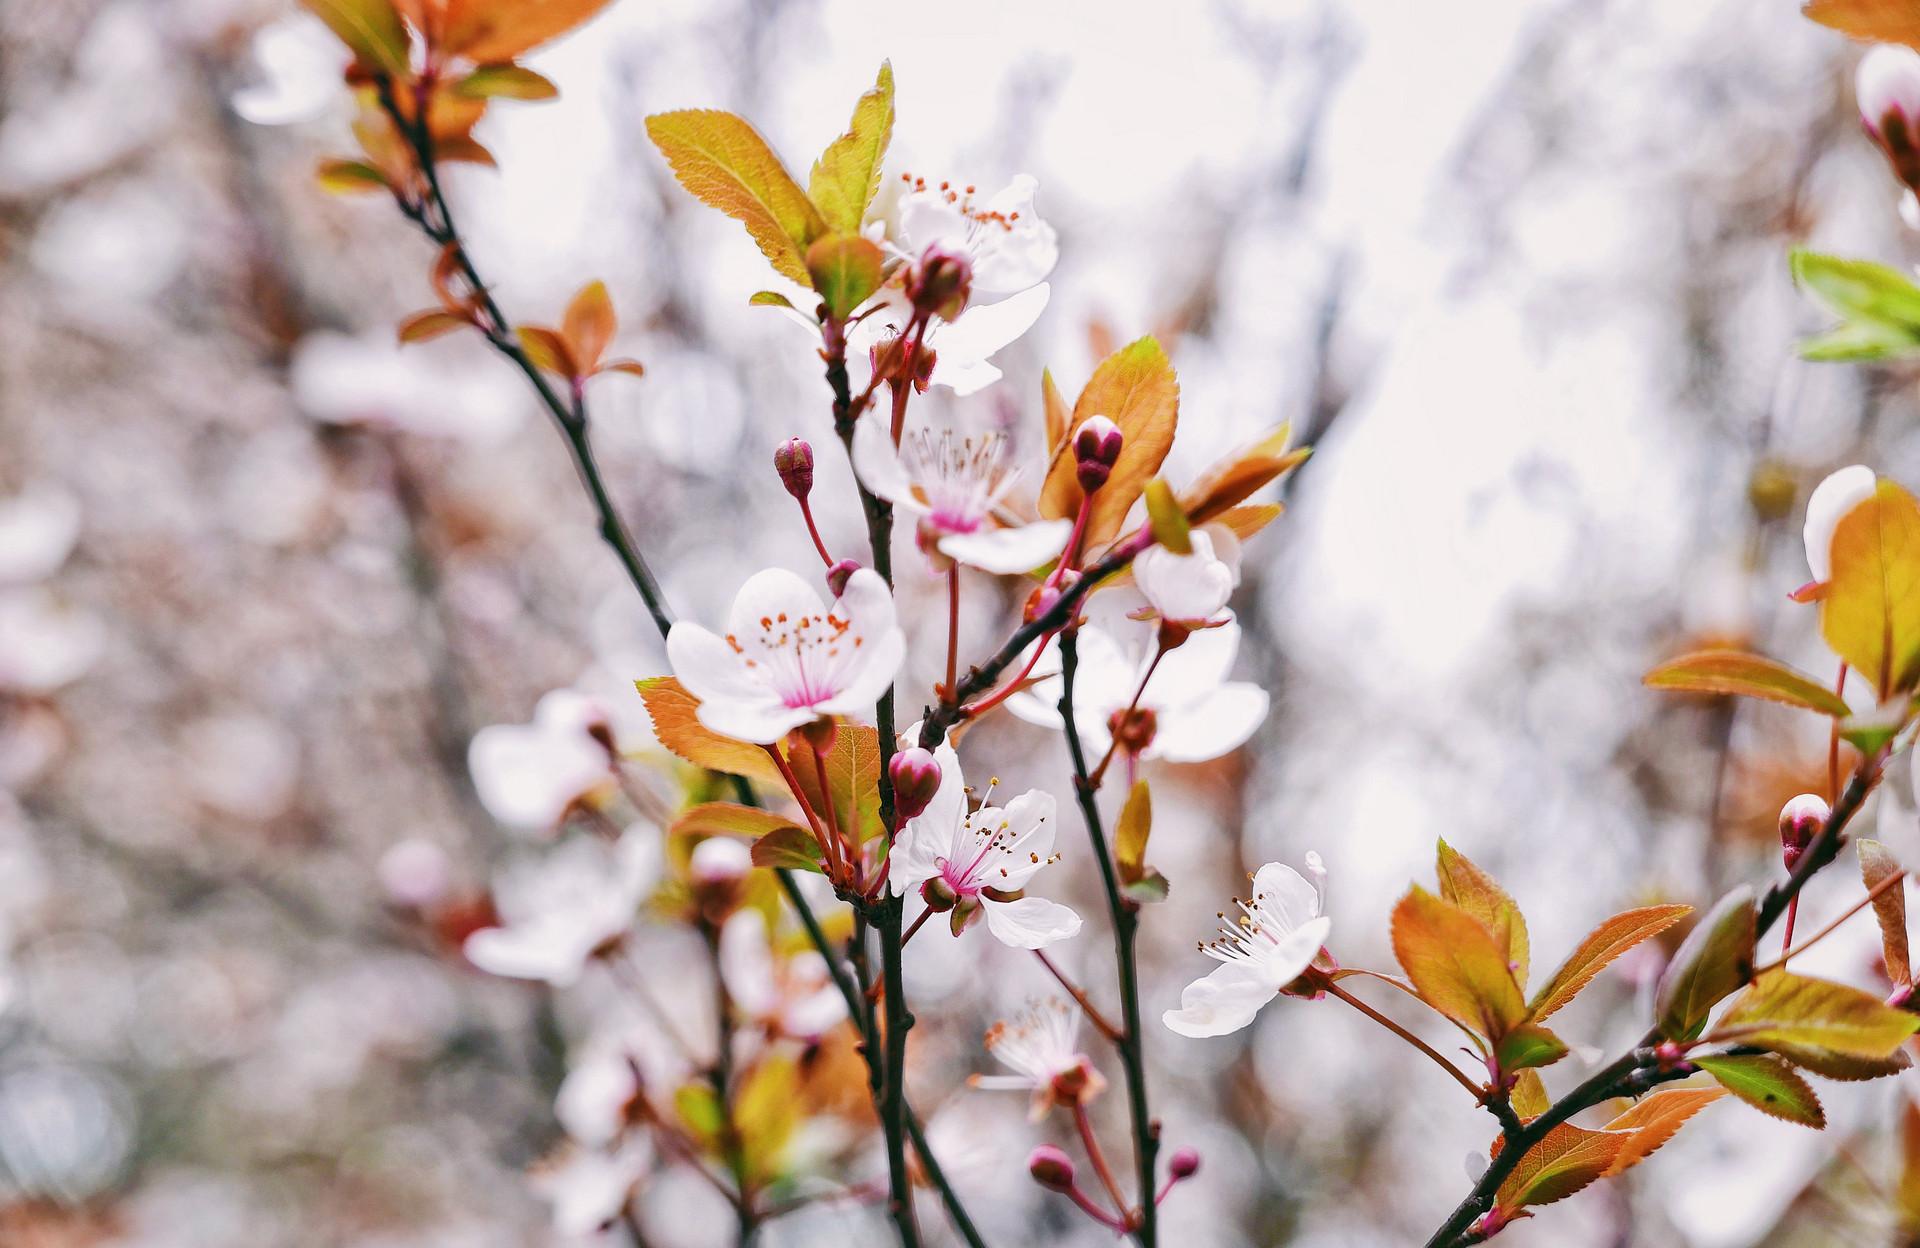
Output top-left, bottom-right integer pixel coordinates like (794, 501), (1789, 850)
(1028, 1144), (1076, 1192)
(774, 437), (814, 499)
(1074, 416), (1123, 492)
(1168, 1147), (1201, 1180)
(1861, 45), (1920, 189)
(1779, 793), (1830, 866)
(909, 244), (973, 321)
(889, 746), (942, 820)
(825, 558), (861, 598)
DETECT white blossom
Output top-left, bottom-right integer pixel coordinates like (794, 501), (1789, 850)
(1163, 856), (1331, 1039)
(464, 828), (656, 987)
(468, 690), (617, 832)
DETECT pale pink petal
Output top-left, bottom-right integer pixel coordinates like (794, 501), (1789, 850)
(1250, 862), (1321, 932)
(1147, 683), (1268, 762)
(852, 415), (924, 511)
(1804, 464), (1877, 582)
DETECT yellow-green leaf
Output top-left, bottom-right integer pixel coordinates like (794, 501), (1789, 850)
(1709, 968), (1920, 1058)
(1821, 479), (1920, 697)
(1655, 885), (1755, 1041)
(1510, 1069), (1549, 1120)
(789, 724), (883, 845)
(1390, 885), (1527, 1044)
(1764, 1042), (1909, 1080)
(315, 157), (390, 194)
(646, 110), (827, 286)
(807, 61), (894, 235)
(1695, 1054), (1825, 1128)
(1495, 1023), (1568, 1074)
(1861, 839), (1912, 988)
(1642, 649), (1852, 717)
(1143, 479), (1191, 555)
(736, 1054), (801, 1184)
(1436, 839), (1529, 986)
(634, 676), (783, 785)
(1529, 903), (1692, 1022)
(1039, 337), (1180, 546)
(805, 235), (884, 321)
(750, 825), (825, 874)
(1115, 779), (1151, 882)
(453, 63), (560, 100)
(299, 0), (411, 76)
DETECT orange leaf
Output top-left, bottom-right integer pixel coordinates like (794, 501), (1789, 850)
(1804, 0), (1920, 47)
(599, 358), (647, 378)
(1601, 1086), (1726, 1174)
(517, 325), (578, 379)
(1528, 904), (1692, 1022)
(634, 677), (783, 785)
(397, 309), (471, 342)
(1494, 1123), (1627, 1212)
(1041, 369), (1071, 463)
(1179, 425), (1310, 526)
(1391, 885), (1527, 1044)
(1038, 337), (1180, 546)
(1642, 649), (1852, 716)
(1861, 839), (1912, 988)
(299, 0), (412, 76)
(1821, 479), (1920, 697)
(564, 280), (617, 373)
(439, 0), (615, 61)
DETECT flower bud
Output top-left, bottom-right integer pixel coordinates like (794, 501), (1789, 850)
(825, 558), (861, 598)
(890, 747), (943, 820)
(1074, 416), (1123, 492)
(920, 875), (960, 912)
(910, 245), (973, 321)
(1024, 570), (1079, 624)
(1779, 793), (1830, 867)
(1107, 706), (1158, 757)
(1167, 1148), (1201, 1181)
(1860, 45), (1920, 189)
(774, 438), (814, 500)
(1028, 1145), (1076, 1192)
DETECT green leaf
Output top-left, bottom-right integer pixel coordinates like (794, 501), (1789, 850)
(805, 235), (884, 320)
(646, 110), (828, 286)
(454, 64), (561, 100)
(1143, 479), (1192, 555)
(749, 825), (825, 874)
(1122, 868), (1169, 904)
(1709, 969), (1920, 1058)
(750, 290), (798, 310)
(1390, 886), (1527, 1045)
(1695, 1054), (1825, 1128)
(1800, 318), (1920, 362)
(298, 0), (411, 76)
(1528, 903), (1692, 1022)
(1496, 1023), (1569, 1074)
(808, 61), (895, 235)
(1792, 249), (1920, 330)
(1641, 649), (1852, 717)
(1654, 885), (1755, 1041)
(1436, 839), (1529, 987)
(674, 1082), (724, 1146)
(1114, 779), (1152, 881)
(1821, 479), (1920, 698)
(1861, 839), (1912, 987)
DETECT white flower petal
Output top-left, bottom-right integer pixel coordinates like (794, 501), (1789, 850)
(971, 176), (1059, 293)
(1161, 960), (1276, 1038)
(898, 192), (970, 257)
(1258, 914), (1333, 987)
(937, 519), (1073, 574)
(1147, 683), (1268, 762)
(1145, 616), (1243, 710)
(930, 355), (1004, 396)
(694, 695), (816, 746)
(1804, 464), (1877, 582)
(719, 909), (778, 1017)
(984, 895), (1082, 949)
(981, 789), (1058, 891)
(1250, 863), (1321, 934)
(1135, 530), (1234, 624)
(725, 567), (829, 653)
(468, 722), (610, 830)
(852, 415), (923, 511)
(665, 622), (771, 708)
(930, 284), (1050, 373)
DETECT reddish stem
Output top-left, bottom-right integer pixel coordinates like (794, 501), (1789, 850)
(901, 906), (935, 946)
(810, 741), (847, 880)
(764, 744), (838, 881)
(1074, 1101), (1131, 1223)
(1034, 949), (1125, 1043)
(1089, 642), (1168, 788)
(961, 629), (1057, 720)
(798, 496), (834, 568)
(944, 565), (962, 695)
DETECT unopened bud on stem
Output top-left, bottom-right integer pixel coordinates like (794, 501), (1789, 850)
(1028, 1145), (1076, 1192)
(1779, 793), (1830, 868)
(825, 558), (861, 598)
(890, 747), (943, 820)
(774, 438), (814, 499)
(1168, 1148), (1200, 1181)
(909, 245), (972, 322)
(1860, 45), (1920, 191)
(1074, 416), (1123, 492)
